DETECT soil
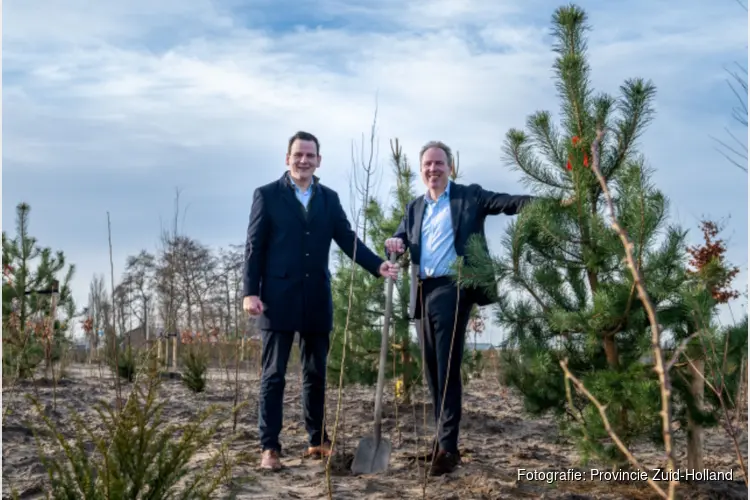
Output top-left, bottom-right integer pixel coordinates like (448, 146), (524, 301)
(2, 365), (747, 499)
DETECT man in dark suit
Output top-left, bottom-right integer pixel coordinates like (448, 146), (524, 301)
(384, 140), (536, 475)
(243, 131), (399, 471)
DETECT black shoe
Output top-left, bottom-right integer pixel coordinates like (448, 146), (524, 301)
(429, 450), (460, 476)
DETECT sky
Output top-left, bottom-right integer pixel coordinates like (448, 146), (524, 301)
(3, 0), (748, 345)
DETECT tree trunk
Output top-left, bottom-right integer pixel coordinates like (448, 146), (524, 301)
(687, 358), (705, 470)
(602, 334), (619, 368)
(736, 354), (747, 422)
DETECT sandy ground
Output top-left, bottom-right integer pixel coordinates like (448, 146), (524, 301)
(2, 364), (748, 499)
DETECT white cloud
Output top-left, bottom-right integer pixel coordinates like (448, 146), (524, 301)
(4, 0), (747, 342)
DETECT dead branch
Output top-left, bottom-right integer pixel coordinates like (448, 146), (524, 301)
(679, 350), (748, 484)
(666, 332), (701, 371)
(589, 128), (677, 499)
(560, 359), (668, 499)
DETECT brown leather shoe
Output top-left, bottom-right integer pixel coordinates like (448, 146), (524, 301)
(304, 441), (333, 458)
(260, 449), (282, 471)
(429, 450), (460, 476)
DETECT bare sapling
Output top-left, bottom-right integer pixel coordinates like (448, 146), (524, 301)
(232, 335), (243, 433)
(107, 212), (124, 410)
(566, 127), (678, 499)
(676, 337), (748, 484)
(324, 208), (361, 500)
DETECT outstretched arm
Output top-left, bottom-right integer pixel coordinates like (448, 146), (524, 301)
(478, 187), (534, 216)
(332, 192), (384, 277)
(243, 188), (270, 297)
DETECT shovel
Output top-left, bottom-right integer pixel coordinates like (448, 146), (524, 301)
(351, 252), (398, 475)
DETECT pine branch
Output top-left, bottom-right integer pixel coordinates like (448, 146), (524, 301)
(551, 5), (593, 137)
(508, 256), (552, 314)
(504, 130), (570, 190)
(560, 359), (668, 499)
(528, 111), (566, 168)
(606, 79), (657, 178)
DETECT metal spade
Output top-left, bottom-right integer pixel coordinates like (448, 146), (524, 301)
(351, 252), (398, 475)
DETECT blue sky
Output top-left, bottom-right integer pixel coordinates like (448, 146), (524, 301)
(3, 0), (748, 344)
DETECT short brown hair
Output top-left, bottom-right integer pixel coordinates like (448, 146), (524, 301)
(287, 131), (320, 155)
(419, 140), (452, 166)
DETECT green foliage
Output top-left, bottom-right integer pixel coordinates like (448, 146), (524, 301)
(2, 202), (76, 379)
(564, 364), (663, 465)
(328, 257), (386, 385)
(672, 314), (749, 418)
(658, 223), (745, 434)
(118, 348), (137, 382)
(709, 315), (749, 410)
(459, 4), (721, 466)
(104, 335), (137, 382)
(29, 365), (232, 499)
(328, 140), (421, 393)
(182, 344), (209, 393)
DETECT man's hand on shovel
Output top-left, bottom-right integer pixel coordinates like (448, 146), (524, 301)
(384, 237), (405, 256)
(379, 260), (399, 279)
(380, 237), (404, 279)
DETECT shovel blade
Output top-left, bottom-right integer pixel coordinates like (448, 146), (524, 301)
(350, 436), (392, 475)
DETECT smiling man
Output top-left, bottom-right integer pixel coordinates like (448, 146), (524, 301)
(384, 140), (535, 475)
(243, 131), (399, 471)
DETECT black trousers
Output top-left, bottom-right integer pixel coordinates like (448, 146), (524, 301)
(258, 329), (330, 453)
(415, 276), (473, 454)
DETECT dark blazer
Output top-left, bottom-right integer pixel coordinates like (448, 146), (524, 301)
(389, 182), (533, 319)
(243, 173), (384, 334)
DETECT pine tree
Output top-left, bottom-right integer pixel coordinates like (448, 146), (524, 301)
(328, 238), (385, 385)
(669, 219), (746, 469)
(367, 139), (423, 398)
(328, 139), (421, 397)
(461, 4), (694, 465)
(2, 203), (76, 378)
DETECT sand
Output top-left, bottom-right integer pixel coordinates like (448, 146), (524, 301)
(2, 364), (747, 499)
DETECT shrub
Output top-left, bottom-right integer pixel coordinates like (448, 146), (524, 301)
(104, 334), (137, 383)
(182, 344), (209, 393)
(30, 364), (232, 499)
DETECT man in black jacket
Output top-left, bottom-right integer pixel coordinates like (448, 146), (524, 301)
(243, 131), (398, 471)
(385, 140), (536, 475)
